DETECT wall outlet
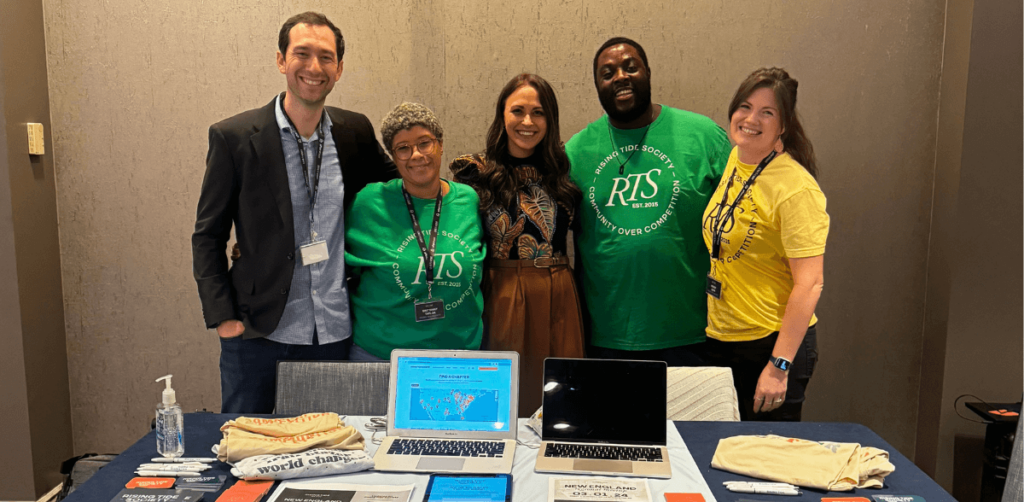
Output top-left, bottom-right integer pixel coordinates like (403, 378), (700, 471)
(27, 123), (44, 155)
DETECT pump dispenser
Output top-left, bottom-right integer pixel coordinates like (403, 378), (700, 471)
(155, 374), (184, 458)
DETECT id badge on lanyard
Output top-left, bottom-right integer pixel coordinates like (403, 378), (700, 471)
(300, 240), (329, 266)
(287, 107), (329, 268)
(403, 185), (446, 322)
(706, 274), (723, 299)
(706, 151), (777, 300)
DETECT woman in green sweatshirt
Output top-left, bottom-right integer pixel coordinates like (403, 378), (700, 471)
(346, 102), (486, 360)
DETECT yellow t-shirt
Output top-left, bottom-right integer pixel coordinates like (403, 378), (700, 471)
(701, 148), (829, 342)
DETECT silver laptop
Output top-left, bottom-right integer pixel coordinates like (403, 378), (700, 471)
(534, 358), (672, 479)
(372, 349), (520, 474)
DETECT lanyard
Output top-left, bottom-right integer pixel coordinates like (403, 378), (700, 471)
(710, 151), (777, 260)
(402, 184), (444, 299)
(283, 108), (327, 239)
(607, 121), (653, 175)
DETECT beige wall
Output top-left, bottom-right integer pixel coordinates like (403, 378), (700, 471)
(914, 0), (974, 478)
(1, 0), (73, 498)
(34, 0), (1019, 490)
(932, 0), (1023, 488)
(0, 30), (37, 500)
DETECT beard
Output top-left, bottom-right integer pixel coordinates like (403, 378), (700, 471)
(598, 77), (653, 124)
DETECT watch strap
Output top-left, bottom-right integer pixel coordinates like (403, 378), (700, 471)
(770, 355), (791, 372)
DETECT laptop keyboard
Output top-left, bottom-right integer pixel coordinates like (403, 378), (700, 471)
(544, 443), (664, 462)
(387, 438), (508, 457)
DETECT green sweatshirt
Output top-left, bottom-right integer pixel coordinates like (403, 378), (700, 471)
(346, 179), (485, 358)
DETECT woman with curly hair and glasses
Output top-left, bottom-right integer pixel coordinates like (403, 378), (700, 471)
(346, 102), (485, 361)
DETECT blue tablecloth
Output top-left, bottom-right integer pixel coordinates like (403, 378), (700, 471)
(64, 414), (954, 502)
(679, 421), (953, 502)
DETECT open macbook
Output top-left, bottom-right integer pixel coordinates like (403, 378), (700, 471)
(373, 349), (520, 474)
(534, 358), (672, 478)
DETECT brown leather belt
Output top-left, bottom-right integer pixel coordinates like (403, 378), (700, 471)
(486, 256), (570, 269)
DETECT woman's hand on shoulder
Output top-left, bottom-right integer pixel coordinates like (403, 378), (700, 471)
(449, 154), (486, 185)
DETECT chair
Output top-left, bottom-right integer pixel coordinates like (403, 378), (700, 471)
(665, 366), (740, 421)
(1002, 415), (1023, 502)
(274, 361), (390, 416)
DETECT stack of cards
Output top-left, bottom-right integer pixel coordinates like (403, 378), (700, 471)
(125, 477), (177, 489)
(177, 475), (227, 493)
(214, 480), (274, 502)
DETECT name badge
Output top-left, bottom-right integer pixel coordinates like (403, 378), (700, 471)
(706, 275), (722, 299)
(414, 300), (445, 322)
(299, 241), (329, 266)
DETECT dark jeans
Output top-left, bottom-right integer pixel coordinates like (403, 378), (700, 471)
(219, 332), (352, 413)
(587, 342), (707, 367)
(703, 325), (818, 421)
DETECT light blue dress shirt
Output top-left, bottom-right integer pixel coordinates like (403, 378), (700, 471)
(267, 95), (350, 345)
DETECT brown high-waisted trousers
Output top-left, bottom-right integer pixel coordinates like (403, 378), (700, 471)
(483, 257), (586, 416)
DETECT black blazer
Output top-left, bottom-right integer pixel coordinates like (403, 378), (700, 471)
(192, 97), (396, 339)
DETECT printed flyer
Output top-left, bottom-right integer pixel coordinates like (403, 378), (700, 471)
(549, 477), (652, 502)
(267, 483), (414, 502)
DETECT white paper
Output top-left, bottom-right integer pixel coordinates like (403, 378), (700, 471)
(267, 482), (414, 502)
(548, 477), (652, 502)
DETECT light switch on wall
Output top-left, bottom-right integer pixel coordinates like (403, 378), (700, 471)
(27, 123), (44, 155)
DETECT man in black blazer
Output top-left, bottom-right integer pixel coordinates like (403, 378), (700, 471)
(192, 12), (395, 413)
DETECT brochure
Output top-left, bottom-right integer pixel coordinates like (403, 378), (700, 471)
(548, 477), (652, 502)
(109, 488), (204, 502)
(267, 483), (415, 502)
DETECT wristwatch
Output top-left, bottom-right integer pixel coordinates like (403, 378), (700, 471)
(769, 355), (791, 372)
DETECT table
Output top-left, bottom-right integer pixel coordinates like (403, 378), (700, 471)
(64, 414), (955, 502)
(678, 421), (955, 502)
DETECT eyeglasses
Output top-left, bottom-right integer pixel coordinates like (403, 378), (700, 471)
(393, 138), (438, 160)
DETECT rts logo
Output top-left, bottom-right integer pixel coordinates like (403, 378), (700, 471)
(412, 251), (465, 284)
(606, 168), (661, 206)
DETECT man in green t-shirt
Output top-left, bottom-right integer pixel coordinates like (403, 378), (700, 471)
(566, 37), (731, 365)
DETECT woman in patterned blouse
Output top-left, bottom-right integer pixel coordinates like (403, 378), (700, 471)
(450, 73), (585, 416)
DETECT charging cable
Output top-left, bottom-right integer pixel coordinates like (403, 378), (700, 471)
(365, 417), (387, 445)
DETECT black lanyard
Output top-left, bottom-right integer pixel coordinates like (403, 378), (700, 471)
(283, 107), (327, 236)
(710, 151), (777, 260)
(607, 122), (653, 174)
(402, 185), (444, 298)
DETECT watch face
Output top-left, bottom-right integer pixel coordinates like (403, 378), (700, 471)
(772, 356), (790, 371)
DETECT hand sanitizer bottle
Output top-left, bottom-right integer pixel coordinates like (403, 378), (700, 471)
(155, 374), (184, 458)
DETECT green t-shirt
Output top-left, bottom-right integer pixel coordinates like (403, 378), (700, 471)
(345, 179), (485, 358)
(566, 106), (730, 350)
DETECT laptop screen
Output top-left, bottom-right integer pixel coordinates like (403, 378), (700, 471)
(542, 358), (667, 445)
(393, 356), (513, 433)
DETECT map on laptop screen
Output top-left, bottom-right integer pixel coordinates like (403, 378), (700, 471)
(393, 356), (513, 433)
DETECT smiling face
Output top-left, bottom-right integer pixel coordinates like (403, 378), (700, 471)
(276, 23), (343, 108)
(392, 125), (443, 197)
(503, 84), (547, 158)
(595, 44), (652, 126)
(730, 87), (784, 164)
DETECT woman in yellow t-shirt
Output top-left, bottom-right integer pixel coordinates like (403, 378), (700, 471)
(701, 68), (829, 421)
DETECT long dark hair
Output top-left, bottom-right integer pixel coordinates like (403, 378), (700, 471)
(478, 74), (581, 212)
(728, 67), (818, 178)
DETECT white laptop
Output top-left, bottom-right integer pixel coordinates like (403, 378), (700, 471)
(372, 349), (520, 474)
(534, 358), (672, 479)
